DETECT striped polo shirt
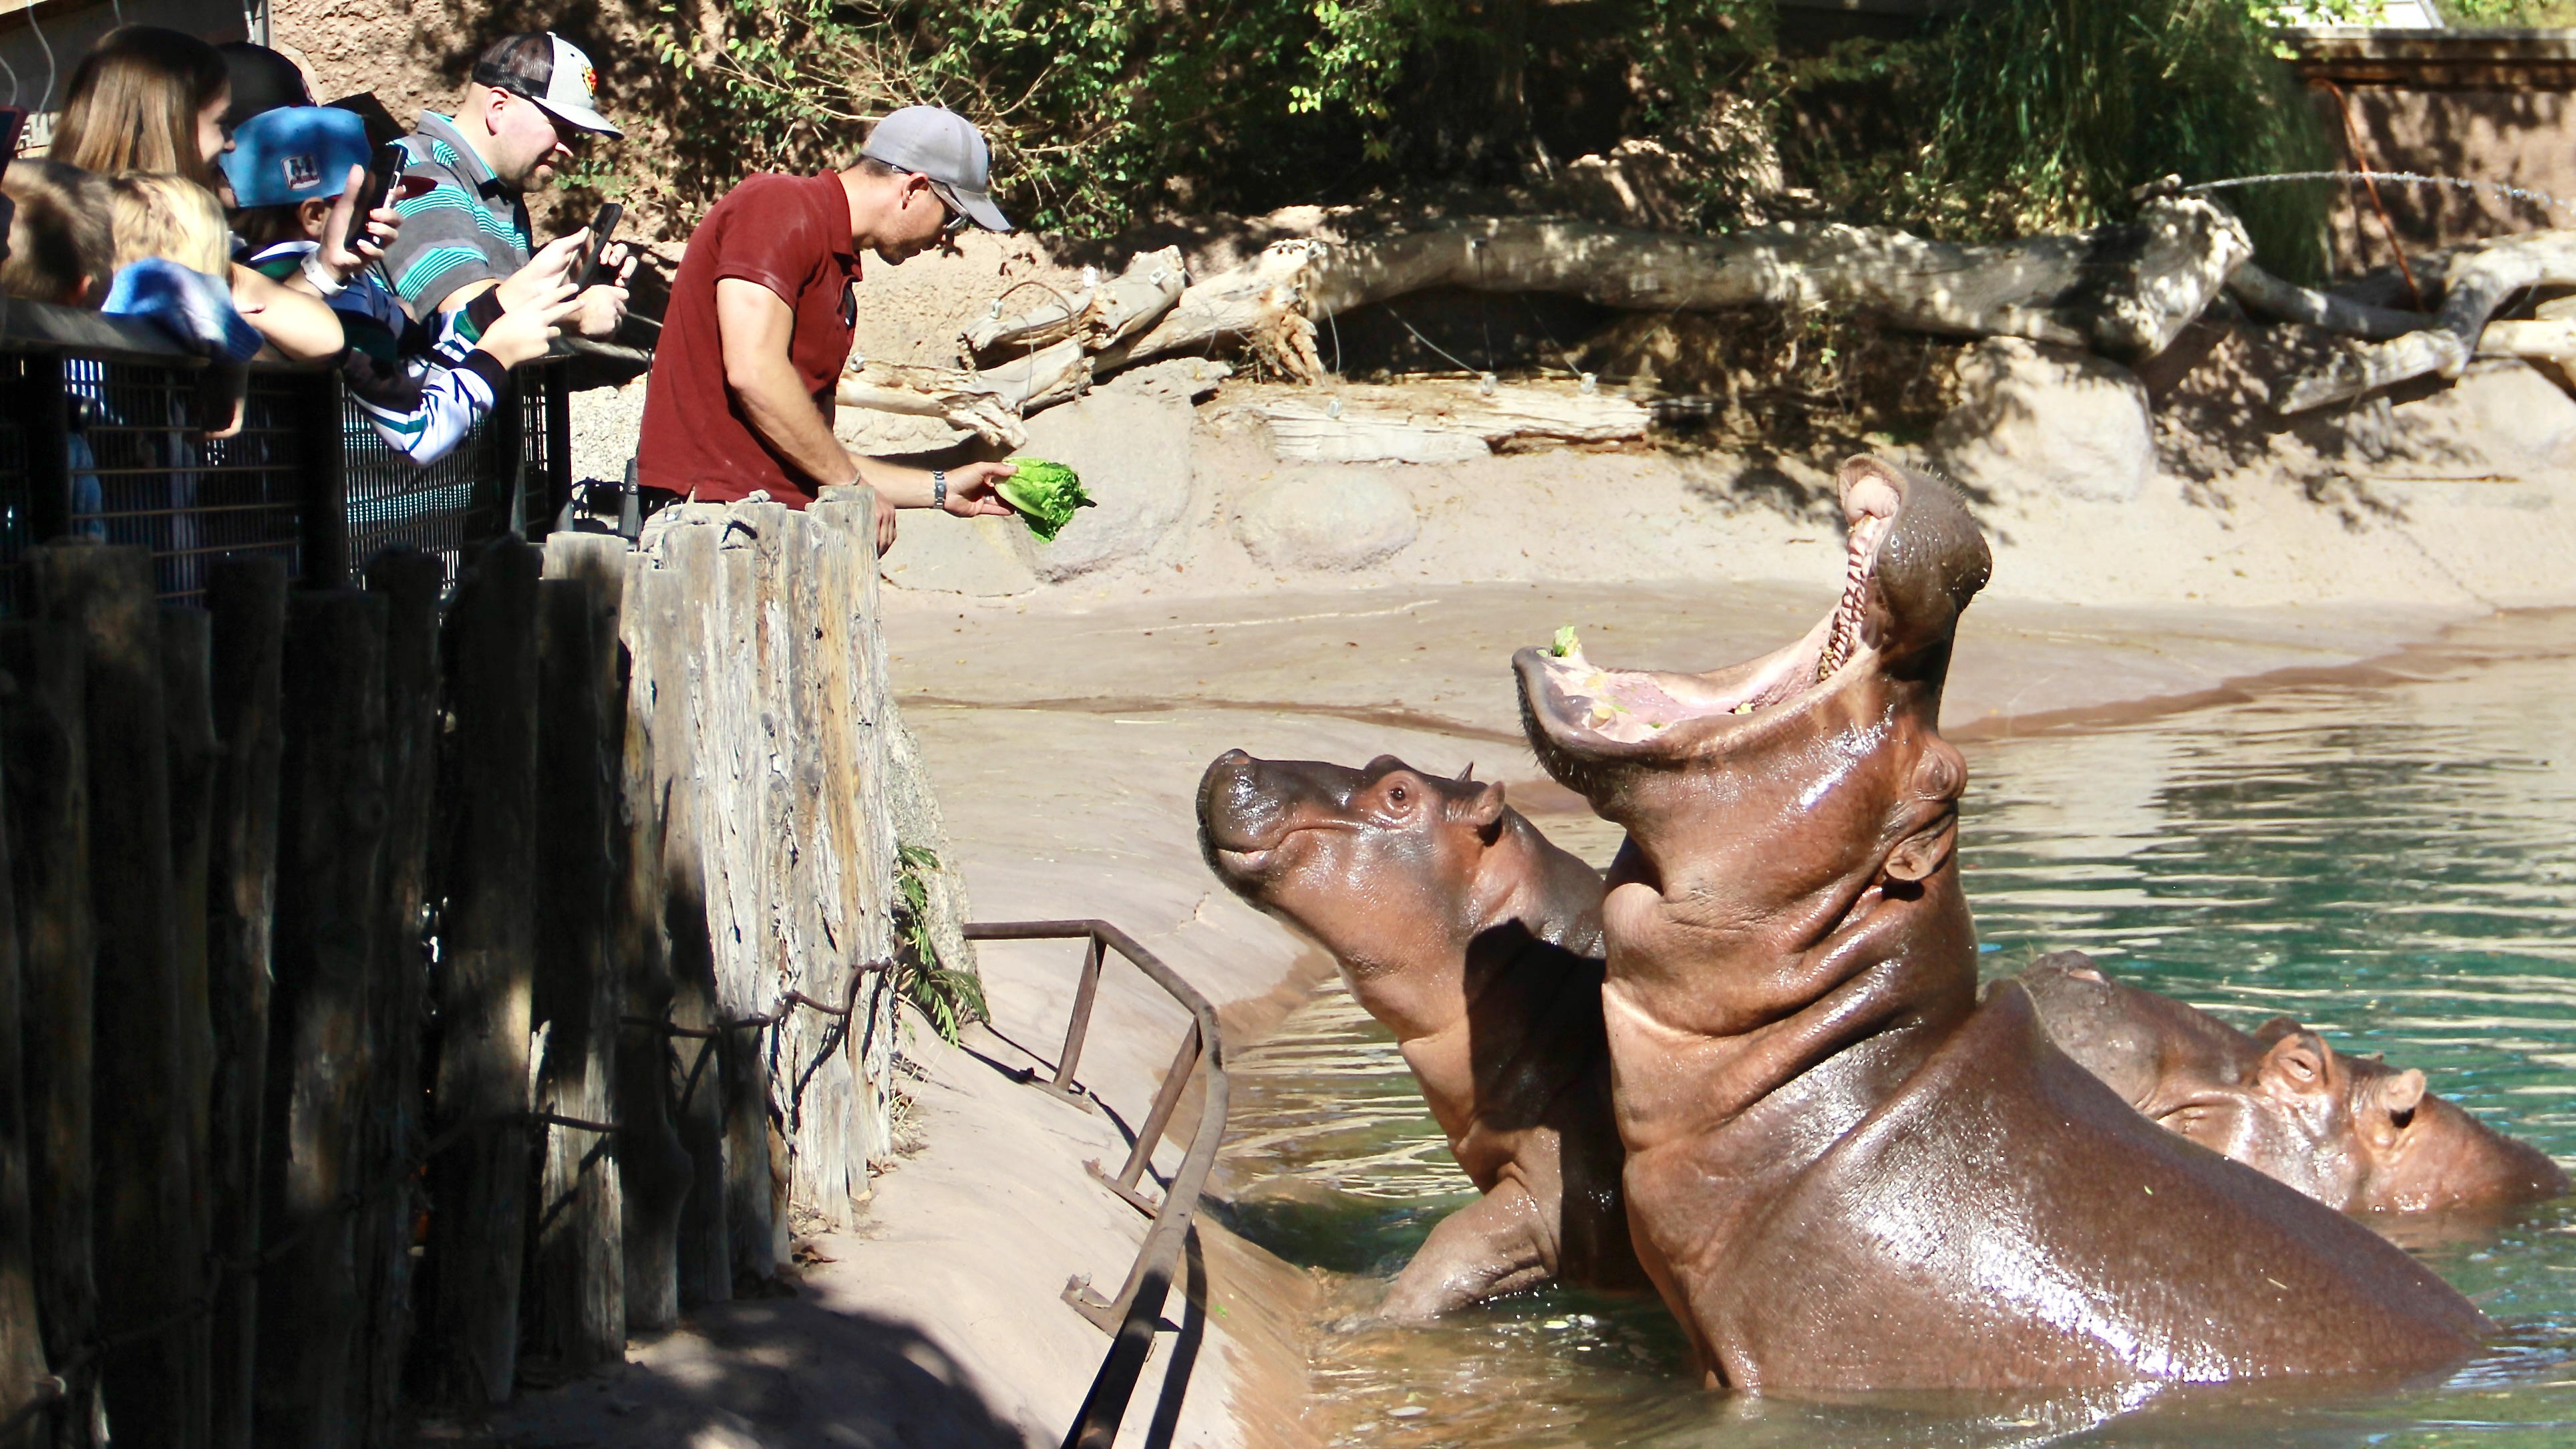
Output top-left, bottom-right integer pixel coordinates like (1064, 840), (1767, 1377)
(377, 111), (535, 315)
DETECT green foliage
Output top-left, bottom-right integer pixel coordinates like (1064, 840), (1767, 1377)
(648, 0), (1777, 233)
(893, 844), (985, 1045)
(998, 457), (1095, 540)
(1897, 0), (2338, 277)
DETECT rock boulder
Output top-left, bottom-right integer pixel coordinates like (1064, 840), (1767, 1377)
(1231, 468), (1420, 571)
(1019, 391), (1196, 581)
(1935, 337), (2156, 504)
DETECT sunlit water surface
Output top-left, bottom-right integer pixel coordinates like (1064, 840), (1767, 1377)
(1210, 614), (2576, 1446)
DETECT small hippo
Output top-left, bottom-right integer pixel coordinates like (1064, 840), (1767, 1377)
(2021, 951), (2567, 1215)
(1513, 455), (2486, 1391)
(1197, 749), (1643, 1319)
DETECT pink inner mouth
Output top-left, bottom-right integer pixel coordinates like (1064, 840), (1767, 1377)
(1535, 475), (1899, 744)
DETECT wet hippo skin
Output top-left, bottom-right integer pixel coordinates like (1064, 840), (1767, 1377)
(1196, 750), (1644, 1317)
(2021, 951), (2568, 1215)
(1512, 455), (2488, 1392)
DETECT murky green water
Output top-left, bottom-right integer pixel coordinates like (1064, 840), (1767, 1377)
(1211, 613), (2576, 1446)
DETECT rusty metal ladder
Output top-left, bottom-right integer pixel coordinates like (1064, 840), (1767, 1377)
(964, 920), (1229, 1449)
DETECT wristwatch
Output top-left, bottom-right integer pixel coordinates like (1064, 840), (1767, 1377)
(931, 468), (947, 510)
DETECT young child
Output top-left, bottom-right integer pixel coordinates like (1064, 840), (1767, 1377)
(0, 159), (115, 306)
(222, 105), (575, 464)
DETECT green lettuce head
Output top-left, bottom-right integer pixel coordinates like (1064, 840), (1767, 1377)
(998, 458), (1097, 542)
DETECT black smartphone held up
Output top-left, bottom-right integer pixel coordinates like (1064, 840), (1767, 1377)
(577, 202), (624, 290)
(343, 140), (408, 257)
(0, 107), (27, 166)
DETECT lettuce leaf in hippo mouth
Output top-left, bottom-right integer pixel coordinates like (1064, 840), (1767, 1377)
(998, 457), (1096, 541)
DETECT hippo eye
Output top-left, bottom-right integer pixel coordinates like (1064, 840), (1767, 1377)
(1388, 784), (1408, 804)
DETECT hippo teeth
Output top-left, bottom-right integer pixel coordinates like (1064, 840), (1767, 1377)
(1815, 512), (1889, 682)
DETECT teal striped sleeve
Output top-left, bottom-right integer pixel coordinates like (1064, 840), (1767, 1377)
(383, 180), (509, 312)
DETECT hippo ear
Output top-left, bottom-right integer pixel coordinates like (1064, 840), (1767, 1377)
(2256, 1029), (2337, 1100)
(1453, 780), (1506, 830)
(2252, 1016), (2306, 1045)
(2356, 1069), (2427, 1152)
(1883, 738), (1967, 883)
(1883, 804), (1956, 883)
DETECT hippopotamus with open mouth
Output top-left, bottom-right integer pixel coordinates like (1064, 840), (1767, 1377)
(2021, 951), (2567, 1216)
(1512, 454), (2488, 1392)
(1197, 751), (1644, 1317)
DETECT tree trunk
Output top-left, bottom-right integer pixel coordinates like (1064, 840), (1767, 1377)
(160, 605), (219, 1447)
(602, 550), (689, 1331)
(202, 558), (284, 1449)
(0, 621), (95, 1444)
(412, 537), (542, 1406)
(33, 546), (202, 1449)
(348, 551), (442, 1442)
(256, 590), (389, 1449)
(623, 526), (732, 1309)
(0, 671), (41, 1446)
(523, 551), (625, 1378)
(2272, 230), (2576, 412)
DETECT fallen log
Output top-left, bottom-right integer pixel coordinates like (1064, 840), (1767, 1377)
(2478, 319), (2576, 359)
(2273, 230), (2576, 412)
(1225, 381), (1651, 463)
(961, 247), (1185, 361)
(1098, 241), (1323, 383)
(2225, 262), (2428, 341)
(832, 360), (1026, 449)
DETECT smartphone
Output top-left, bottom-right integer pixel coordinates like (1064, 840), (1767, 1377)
(0, 108), (26, 165)
(343, 140), (408, 257)
(577, 202), (624, 290)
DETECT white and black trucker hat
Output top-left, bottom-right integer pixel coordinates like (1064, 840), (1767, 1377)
(472, 32), (623, 138)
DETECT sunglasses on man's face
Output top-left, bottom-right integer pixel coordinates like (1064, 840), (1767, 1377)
(896, 169), (971, 236)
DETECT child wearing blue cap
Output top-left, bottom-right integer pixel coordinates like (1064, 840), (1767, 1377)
(224, 104), (581, 464)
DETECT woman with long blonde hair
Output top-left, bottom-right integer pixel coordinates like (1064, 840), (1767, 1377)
(48, 27), (232, 192)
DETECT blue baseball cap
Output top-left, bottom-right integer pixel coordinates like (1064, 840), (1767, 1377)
(220, 106), (371, 209)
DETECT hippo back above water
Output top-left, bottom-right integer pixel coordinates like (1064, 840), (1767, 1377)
(1513, 456), (2488, 1392)
(2021, 951), (2567, 1216)
(1197, 750), (1642, 1317)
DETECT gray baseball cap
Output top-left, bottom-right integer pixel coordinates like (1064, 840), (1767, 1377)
(860, 106), (1010, 232)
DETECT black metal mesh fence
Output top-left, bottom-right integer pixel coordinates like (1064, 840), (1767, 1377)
(0, 314), (570, 610)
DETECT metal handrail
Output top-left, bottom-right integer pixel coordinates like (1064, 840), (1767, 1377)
(963, 919), (1229, 1449)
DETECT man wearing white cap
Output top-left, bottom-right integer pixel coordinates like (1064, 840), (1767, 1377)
(379, 31), (634, 338)
(635, 106), (1020, 550)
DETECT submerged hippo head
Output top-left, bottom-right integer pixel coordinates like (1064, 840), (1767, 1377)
(1513, 456), (1991, 915)
(2025, 951), (2568, 1216)
(1198, 751), (1600, 994)
(2227, 1017), (2567, 1215)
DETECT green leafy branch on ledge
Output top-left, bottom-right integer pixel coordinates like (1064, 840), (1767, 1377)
(893, 844), (985, 1045)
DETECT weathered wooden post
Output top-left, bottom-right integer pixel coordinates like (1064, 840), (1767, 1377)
(0, 719), (42, 1446)
(202, 558), (284, 1449)
(349, 551), (442, 1440)
(33, 545), (202, 1449)
(524, 545), (623, 1376)
(620, 495), (906, 1285)
(0, 621), (94, 1444)
(412, 536), (541, 1405)
(563, 540), (694, 1331)
(161, 603), (218, 1433)
(255, 589), (389, 1449)
(809, 488), (901, 1193)
(641, 509), (780, 1286)
(623, 531), (731, 1307)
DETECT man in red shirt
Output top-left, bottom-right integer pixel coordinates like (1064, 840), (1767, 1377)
(637, 106), (1018, 549)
